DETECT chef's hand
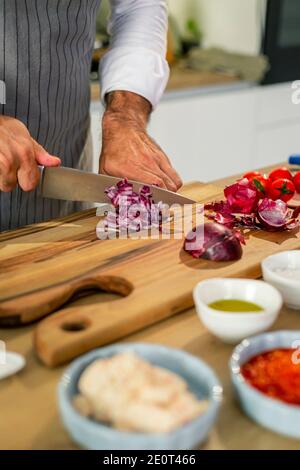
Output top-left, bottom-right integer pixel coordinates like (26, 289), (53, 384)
(0, 115), (61, 192)
(99, 91), (182, 192)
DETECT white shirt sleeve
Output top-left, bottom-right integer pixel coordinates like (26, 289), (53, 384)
(99, 0), (170, 109)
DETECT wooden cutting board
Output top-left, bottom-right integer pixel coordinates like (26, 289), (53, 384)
(1, 181), (300, 368)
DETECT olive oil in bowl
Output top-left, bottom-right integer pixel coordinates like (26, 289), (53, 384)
(194, 278), (282, 343)
(208, 299), (263, 313)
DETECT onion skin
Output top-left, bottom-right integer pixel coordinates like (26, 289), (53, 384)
(257, 198), (290, 231)
(184, 223), (243, 261)
(205, 178), (300, 234)
(224, 178), (258, 214)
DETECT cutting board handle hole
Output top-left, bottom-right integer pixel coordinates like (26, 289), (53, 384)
(57, 276), (134, 333)
(59, 276), (133, 310)
(72, 275), (133, 299)
(61, 318), (90, 332)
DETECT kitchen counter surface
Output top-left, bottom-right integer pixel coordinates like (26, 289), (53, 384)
(1, 164), (300, 450)
(91, 65), (245, 103)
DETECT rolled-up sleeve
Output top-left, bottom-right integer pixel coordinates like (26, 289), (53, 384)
(99, 0), (170, 109)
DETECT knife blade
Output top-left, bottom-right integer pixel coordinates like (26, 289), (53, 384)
(38, 166), (196, 206)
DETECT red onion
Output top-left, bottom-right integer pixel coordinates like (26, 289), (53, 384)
(257, 198), (299, 231)
(224, 178), (258, 214)
(104, 179), (168, 233)
(205, 201), (235, 227)
(184, 222), (244, 261)
(205, 177), (300, 236)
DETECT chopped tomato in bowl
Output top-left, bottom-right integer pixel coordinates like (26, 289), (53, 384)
(230, 330), (300, 439)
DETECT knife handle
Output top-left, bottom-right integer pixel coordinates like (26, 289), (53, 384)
(289, 155), (300, 166)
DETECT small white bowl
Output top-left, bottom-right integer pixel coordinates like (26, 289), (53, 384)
(262, 250), (300, 310)
(193, 278), (282, 344)
(0, 352), (25, 380)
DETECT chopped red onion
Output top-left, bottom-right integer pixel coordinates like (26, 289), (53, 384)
(104, 179), (169, 234)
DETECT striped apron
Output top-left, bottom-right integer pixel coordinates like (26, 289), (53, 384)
(0, 0), (101, 231)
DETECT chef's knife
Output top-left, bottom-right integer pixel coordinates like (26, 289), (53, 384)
(38, 166), (196, 206)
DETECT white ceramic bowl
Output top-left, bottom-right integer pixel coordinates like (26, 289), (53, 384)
(261, 250), (300, 310)
(193, 278), (282, 344)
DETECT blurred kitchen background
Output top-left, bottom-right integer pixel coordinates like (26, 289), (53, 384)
(90, 0), (300, 182)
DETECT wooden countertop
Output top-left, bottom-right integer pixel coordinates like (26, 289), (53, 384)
(91, 66), (239, 102)
(1, 164), (299, 450)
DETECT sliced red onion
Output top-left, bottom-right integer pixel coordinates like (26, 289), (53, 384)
(184, 222), (244, 261)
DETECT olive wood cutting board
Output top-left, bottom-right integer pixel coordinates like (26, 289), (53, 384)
(0, 181), (300, 367)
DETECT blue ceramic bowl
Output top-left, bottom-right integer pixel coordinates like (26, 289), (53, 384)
(58, 343), (222, 450)
(230, 330), (300, 439)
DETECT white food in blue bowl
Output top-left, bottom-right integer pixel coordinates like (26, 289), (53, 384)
(58, 343), (222, 450)
(230, 330), (300, 439)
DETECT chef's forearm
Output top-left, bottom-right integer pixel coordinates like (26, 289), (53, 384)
(99, 90), (182, 192)
(103, 91), (151, 130)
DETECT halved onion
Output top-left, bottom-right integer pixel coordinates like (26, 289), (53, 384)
(184, 222), (244, 261)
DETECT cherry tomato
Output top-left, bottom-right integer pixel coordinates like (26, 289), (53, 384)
(269, 167), (293, 182)
(269, 178), (295, 202)
(293, 171), (300, 194)
(243, 171), (262, 181)
(251, 175), (271, 199)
